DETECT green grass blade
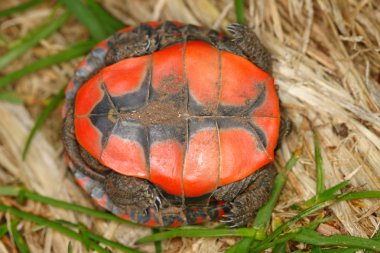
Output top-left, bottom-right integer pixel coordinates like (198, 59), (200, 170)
(58, 0), (108, 40)
(253, 149), (301, 239)
(0, 40), (97, 90)
(152, 228), (163, 253)
(67, 242), (73, 253)
(0, 205), (111, 253)
(0, 223), (9, 238)
(365, 225), (380, 253)
(22, 87), (65, 159)
(293, 228), (380, 251)
(250, 230), (300, 253)
(86, 0), (124, 33)
(227, 149), (301, 252)
(272, 243), (286, 253)
(0, 12), (69, 69)
(9, 219), (30, 253)
(314, 132), (325, 195)
(303, 181), (349, 207)
(322, 248), (360, 253)
(337, 191), (380, 201)
(0, 186), (137, 226)
(260, 200), (332, 246)
(0, 91), (23, 103)
(137, 228), (255, 244)
(234, 0), (245, 24)
(0, 0), (44, 18)
(225, 238), (254, 253)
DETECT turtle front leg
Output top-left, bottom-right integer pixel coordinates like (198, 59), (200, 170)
(226, 23), (272, 75)
(213, 165), (276, 227)
(105, 172), (162, 213)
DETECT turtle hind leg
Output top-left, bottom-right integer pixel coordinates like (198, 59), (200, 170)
(226, 23), (273, 75)
(105, 172), (162, 212)
(214, 165), (276, 227)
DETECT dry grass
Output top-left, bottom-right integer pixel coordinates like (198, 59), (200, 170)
(0, 0), (379, 252)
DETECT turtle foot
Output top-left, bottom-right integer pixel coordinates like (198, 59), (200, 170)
(221, 165), (276, 228)
(105, 172), (162, 211)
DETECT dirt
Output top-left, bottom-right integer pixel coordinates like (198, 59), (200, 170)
(121, 96), (185, 126)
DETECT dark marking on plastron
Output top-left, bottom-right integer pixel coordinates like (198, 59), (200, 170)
(248, 122), (268, 150)
(216, 118), (246, 129)
(88, 114), (116, 147)
(112, 119), (149, 166)
(149, 124), (186, 144)
(112, 119), (146, 142)
(109, 64), (151, 112)
(241, 83), (266, 115)
(187, 91), (218, 116)
(89, 91), (114, 115)
(188, 118), (216, 137)
(218, 83), (266, 116)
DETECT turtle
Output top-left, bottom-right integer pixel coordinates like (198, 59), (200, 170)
(62, 21), (284, 227)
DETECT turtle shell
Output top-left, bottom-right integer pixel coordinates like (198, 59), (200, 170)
(65, 22), (280, 199)
(66, 23), (280, 200)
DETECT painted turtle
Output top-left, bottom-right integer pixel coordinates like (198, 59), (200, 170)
(63, 21), (282, 227)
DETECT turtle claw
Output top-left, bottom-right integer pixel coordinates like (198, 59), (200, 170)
(154, 196), (161, 211)
(226, 23), (245, 38)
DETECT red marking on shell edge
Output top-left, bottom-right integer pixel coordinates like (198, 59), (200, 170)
(100, 135), (148, 178)
(150, 140), (184, 196)
(145, 21), (161, 28)
(65, 80), (75, 95)
(170, 21), (183, 27)
(75, 176), (89, 190)
(220, 51), (271, 106)
(219, 128), (271, 185)
(93, 195), (108, 207)
(101, 55), (150, 96)
(118, 26), (133, 33)
(183, 129), (219, 197)
(94, 40), (108, 51)
(168, 220), (182, 227)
